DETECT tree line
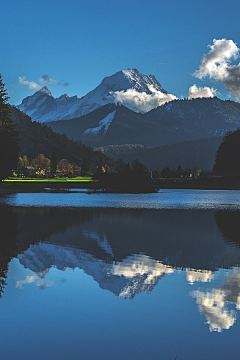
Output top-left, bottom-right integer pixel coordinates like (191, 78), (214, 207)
(17, 153), (83, 177)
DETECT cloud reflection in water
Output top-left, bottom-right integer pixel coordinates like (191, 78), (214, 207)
(191, 269), (240, 332)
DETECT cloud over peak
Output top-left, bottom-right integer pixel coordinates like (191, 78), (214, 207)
(110, 88), (178, 113)
(39, 75), (61, 86)
(18, 76), (41, 90)
(19, 74), (69, 90)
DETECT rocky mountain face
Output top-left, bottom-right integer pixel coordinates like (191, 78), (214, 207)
(17, 69), (174, 122)
(47, 97), (240, 148)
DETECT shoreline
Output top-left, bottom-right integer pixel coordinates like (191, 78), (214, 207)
(1, 178), (240, 194)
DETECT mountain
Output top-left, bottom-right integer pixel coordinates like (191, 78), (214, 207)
(10, 106), (117, 170)
(16, 69), (240, 170)
(17, 69), (175, 122)
(47, 97), (240, 148)
(48, 103), (157, 147)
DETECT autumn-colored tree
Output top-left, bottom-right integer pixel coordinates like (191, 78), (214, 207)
(31, 154), (51, 171)
(57, 159), (73, 176)
(96, 165), (106, 173)
(18, 155), (29, 169)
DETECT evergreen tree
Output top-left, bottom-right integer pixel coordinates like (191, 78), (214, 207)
(0, 75), (19, 181)
(131, 159), (148, 174)
(213, 129), (240, 174)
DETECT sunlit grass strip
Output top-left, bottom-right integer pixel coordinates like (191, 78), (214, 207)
(4, 177), (94, 182)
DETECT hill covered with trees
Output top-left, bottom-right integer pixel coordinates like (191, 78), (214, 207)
(10, 107), (117, 173)
(47, 98), (240, 148)
(97, 137), (222, 170)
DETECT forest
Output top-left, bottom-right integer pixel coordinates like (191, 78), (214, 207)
(10, 106), (118, 174)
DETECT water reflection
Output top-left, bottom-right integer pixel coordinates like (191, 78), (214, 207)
(18, 245), (174, 299)
(215, 210), (240, 246)
(0, 205), (18, 298)
(186, 269), (215, 285)
(16, 273), (56, 290)
(1, 204), (240, 332)
(191, 269), (240, 332)
(13, 206), (240, 270)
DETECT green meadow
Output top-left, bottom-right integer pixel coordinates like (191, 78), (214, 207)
(0, 177), (97, 193)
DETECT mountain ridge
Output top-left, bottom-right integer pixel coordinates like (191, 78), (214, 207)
(47, 97), (240, 148)
(17, 68), (175, 122)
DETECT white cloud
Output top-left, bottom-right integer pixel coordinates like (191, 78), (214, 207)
(39, 74), (61, 85)
(18, 76), (41, 90)
(191, 269), (240, 332)
(111, 254), (175, 299)
(109, 87), (178, 113)
(16, 275), (37, 288)
(19, 74), (67, 90)
(186, 269), (215, 284)
(191, 289), (236, 332)
(194, 38), (240, 100)
(188, 84), (218, 99)
(16, 274), (55, 290)
(112, 254), (174, 279)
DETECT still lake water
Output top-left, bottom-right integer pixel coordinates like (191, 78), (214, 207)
(1, 189), (240, 360)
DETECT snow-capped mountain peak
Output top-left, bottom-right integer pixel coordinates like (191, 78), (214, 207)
(17, 69), (177, 123)
(38, 86), (53, 96)
(98, 68), (167, 96)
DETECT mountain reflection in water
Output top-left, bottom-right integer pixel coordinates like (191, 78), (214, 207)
(1, 205), (240, 334)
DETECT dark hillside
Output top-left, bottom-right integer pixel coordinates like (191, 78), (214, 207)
(47, 98), (240, 148)
(98, 137), (222, 170)
(10, 107), (117, 171)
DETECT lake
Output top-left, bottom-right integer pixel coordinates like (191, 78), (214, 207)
(1, 189), (240, 360)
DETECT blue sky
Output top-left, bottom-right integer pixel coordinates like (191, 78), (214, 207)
(2, 0), (240, 105)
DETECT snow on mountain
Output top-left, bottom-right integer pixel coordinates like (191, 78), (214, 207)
(83, 110), (116, 134)
(17, 69), (177, 123)
(18, 242), (174, 299)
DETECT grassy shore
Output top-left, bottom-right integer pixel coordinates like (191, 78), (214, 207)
(0, 177), (98, 194)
